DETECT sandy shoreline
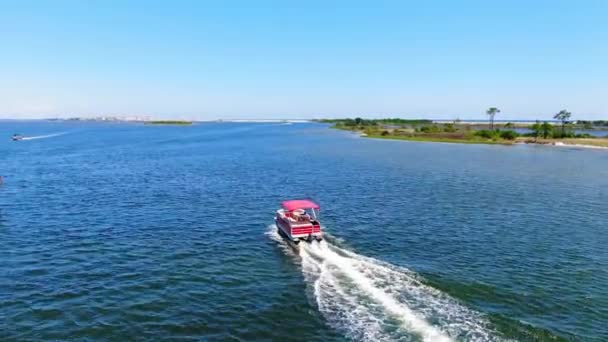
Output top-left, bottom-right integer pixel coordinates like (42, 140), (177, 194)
(516, 138), (608, 150)
(360, 133), (608, 150)
(541, 142), (608, 150)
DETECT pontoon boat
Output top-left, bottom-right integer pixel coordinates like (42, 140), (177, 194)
(275, 199), (322, 244)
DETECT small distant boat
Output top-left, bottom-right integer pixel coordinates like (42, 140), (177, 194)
(275, 199), (323, 244)
(11, 134), (24, 141)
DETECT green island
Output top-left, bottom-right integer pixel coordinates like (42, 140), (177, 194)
(145, 120), (193, 125)
(321, 109), (608, 149)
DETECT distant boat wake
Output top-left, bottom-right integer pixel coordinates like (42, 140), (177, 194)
(267, 226), (499, 341)
(21, 132), (68, 140)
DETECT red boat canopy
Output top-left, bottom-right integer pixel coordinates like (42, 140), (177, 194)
(281, 199), (320, 211)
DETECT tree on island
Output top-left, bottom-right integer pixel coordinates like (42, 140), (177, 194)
(530, 121), (542, 141)
(541, 121), (553, 139)
(553, 110), (571, 138)
(530, 120), (553, 140)
(486, 107), (500, 130)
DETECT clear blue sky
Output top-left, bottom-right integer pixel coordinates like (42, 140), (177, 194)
(1, 0), (606, 120)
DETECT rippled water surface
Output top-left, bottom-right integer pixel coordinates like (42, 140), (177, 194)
(1, 121), (607, 341)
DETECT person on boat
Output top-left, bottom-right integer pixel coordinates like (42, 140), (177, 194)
(301, 212), (311, 222)
(293, 209), (311, 222)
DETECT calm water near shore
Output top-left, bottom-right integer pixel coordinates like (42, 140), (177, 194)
(1, 121), (607, 341)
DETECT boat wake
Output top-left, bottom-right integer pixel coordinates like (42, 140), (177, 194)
(21, 132), (68, 140)
(267, 226), (500, 341)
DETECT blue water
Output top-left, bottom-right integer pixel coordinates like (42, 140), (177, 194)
(1, 121), (607, 341)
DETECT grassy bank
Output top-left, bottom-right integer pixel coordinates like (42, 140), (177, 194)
(366, 134), (514, 145)
(329, 118), (519, 145)
(327, 118), (608, 148)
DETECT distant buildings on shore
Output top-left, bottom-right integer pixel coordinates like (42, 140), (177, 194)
(47, 117), (312, 123)
(54, 115), (152, 122)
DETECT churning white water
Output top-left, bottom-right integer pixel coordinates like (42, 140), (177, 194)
(267, 226), (500, 341)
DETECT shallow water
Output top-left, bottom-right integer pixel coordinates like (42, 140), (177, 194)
(1, 121), (607, 341)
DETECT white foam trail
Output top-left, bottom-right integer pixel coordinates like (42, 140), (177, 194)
(21, 132), (68, 140)
(267, 225), (500, 341)
(304, 241), (451, 341)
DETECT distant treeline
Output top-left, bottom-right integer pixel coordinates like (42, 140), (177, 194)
(576, 120), (608, 128)
(320, 118), (432, 126)
(325, 117), (600, 142)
